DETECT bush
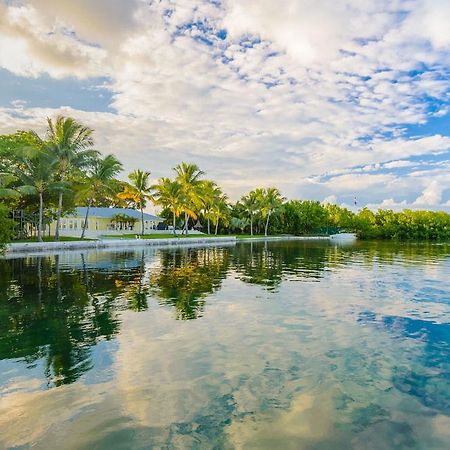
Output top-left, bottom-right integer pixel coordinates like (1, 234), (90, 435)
(0, 204), (16, 252)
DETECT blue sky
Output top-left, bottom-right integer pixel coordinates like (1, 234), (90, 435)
(0, 0), (449, 209)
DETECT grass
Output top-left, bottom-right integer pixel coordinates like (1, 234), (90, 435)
(9, 236), (94, 243)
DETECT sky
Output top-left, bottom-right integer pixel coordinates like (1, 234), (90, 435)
(0, 0), (449, 210)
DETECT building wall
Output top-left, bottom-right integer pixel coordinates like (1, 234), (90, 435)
(49, 216), (163, 236)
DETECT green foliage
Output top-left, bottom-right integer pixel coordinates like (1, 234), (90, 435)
(0, 204), (16, 251)
(281, 200), (328, 235)
(352, 208), (450, 240)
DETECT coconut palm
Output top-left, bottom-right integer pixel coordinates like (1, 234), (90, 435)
(117, 170), (152, 236)
(174, 162), (204, 235)
(201, 180), (222, 234)
(46, 116), (98, 240)
(210, 194), (230, 235)
(240, 190), (260, 236)
(15, 147), (62, 241)
(259, 187), (285, 236)
(0, 173), (21, 200)
(78, 154), (123, 238)
(152, 177), (184, 235)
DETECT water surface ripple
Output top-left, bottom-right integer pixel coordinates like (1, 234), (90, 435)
(0, 241), (449, 449)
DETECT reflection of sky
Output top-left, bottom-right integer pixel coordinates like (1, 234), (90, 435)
(1, 242), (450, 449)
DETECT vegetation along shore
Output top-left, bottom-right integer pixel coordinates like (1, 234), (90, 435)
(1, 116), (450, 251)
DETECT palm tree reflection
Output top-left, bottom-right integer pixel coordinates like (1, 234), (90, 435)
(150, 247), (230, 319)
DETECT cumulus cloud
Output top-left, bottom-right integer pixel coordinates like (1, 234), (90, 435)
(414, 180), (444, 205)
(0, 0), (449, 205)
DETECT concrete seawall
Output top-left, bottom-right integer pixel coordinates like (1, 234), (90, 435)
(5, 236), (237, 255)
(4, 234), (352, 256)
(238, 236), (330, 243)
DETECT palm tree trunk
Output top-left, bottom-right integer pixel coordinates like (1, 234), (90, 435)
(81, 199), (91, 239)
(55, 191), (63, 241)
(264, 211), (271, 237)
(173, 210), (177, 236)
(38, 192), (43, 242)
(250, 215), (253, 236)
(215, 219), (219, 235)
(140, 206), (144, 236)
(185, 212), (189, 235)
(207, 218), (210, 235)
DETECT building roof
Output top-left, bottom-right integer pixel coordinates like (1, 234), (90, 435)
(72, 207), (163, 222)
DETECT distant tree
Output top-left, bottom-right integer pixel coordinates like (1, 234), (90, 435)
(77, 154), (123, 238)
(210, 194), (230, 235)
(282, 200), (328, 235)
(240, 190), (260, 235)
(46, 116), (98, 240)
(259, 187), (285, 236)
(174, 162), (204, 235)
(152, 177), (184, 235)
(117, 170), (153, 236)
(15, 147), (62, 241)
(200, 180), (221, 234)
(0, 204), (16, 251)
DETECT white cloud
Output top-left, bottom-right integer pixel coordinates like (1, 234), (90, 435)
(0, 0), (449, 204)
(322, 195), (337, 204)
(414, 180), (444, 205)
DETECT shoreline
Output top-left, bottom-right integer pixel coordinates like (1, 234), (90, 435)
(3, 235), (335, 256)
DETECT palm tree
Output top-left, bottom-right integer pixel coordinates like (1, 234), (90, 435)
(213, 196), (230, 235)
(240, 190), (260, 236)
(16, 147), (61, 241)
(174, 162), (204, 235)
(0, 172), (21, 200)
(152, 177), (184, 235)
(46, 116), (98, 240)
(201, 180), (222, 234)
(259, 187), (285, 236)
(117, 170), (152, 236)
(78, 154), (123, 238)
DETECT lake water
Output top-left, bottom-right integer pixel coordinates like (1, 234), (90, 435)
(1, 240), (450, 449)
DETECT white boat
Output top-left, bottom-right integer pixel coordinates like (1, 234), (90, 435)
(329, 232), (357, 242)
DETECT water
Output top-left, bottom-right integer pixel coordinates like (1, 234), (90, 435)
(1, 240), (450, 449)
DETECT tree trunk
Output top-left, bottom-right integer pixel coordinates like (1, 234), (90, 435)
(140, 206), (145, 236)
(37, 192), (43, 242)
(264, 210), (271, 237)
(55, 191), (63, 241)
(81, 199), (91, 239)
(207, 218), (210, 235)
(185, 212), (189, 235)
(172, 210), (176, 236)
(250, 215), (253, 236)
(215, 219), (219, 235)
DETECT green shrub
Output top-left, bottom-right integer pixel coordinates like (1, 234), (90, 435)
(0, 204), (16, 252)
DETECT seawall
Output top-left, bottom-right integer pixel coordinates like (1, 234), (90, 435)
(5, 236), (237, 255)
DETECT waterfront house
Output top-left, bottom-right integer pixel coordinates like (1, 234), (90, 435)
(49, 207), (164, 238)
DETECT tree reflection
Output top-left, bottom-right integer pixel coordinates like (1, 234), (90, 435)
(119, 250), (149, 312)
(150, 247), (230, 319)
(1, 241), (449, 387)
(232, 241), (329, 289)
(0, 252), (145, 386)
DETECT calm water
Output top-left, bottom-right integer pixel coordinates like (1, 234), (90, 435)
(1, 241), (450, 449)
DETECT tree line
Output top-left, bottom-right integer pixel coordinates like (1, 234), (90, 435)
(1, 115), (450, 245)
